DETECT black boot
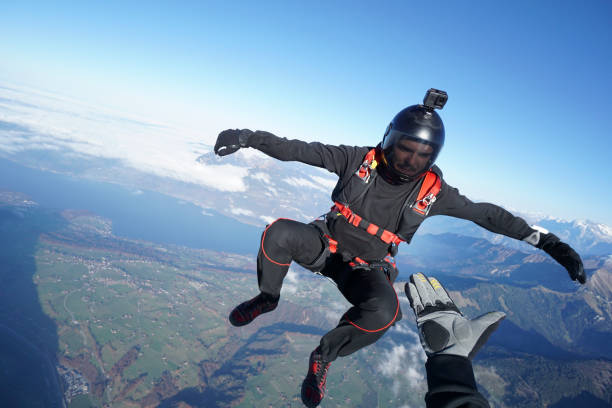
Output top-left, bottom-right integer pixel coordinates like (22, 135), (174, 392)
(301, 346), (331, 408)
(228, 293), (278, 327)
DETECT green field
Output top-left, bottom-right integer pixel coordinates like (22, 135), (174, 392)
(2, 200), (612, 407)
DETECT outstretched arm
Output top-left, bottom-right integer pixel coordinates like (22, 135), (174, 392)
(429, 180), (533, 239)
(430, 180), (586, 284)
(214, 128), (364, 177)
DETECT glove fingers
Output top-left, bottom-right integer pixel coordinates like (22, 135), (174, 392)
(557, 245), (586, 284)
(472, 311), (506, 329)
(214, 129), (241, 156)
(576, 266), (586, 284)
(570, 262), (586, 284)
(213, 139), (223, 155)
(405, 282), (424, 316)
(466, 311), (506, 359)
(565, 257), (582, 280)
(215, 145), (240, 156)
(411, 273), (438, 308)
(566, 247), (586, 284)
(428, 277), (454, 306)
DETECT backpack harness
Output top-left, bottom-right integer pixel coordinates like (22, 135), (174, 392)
(325, 148), (441, 266)
(314, 148), (441, 334)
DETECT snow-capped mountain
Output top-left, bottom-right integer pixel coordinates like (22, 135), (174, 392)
(535, 218), (612, 254)
(418, 213), (612, 256)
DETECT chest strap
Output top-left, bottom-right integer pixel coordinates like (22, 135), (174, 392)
(332, 170), (441, 249)
(332, 201), (404, 246)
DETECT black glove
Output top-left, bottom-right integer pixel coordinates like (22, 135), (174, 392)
(214, 129), (253, 156)
(539, 232), (586, 284)
(524, 227), (586, 284)
(405, 273), (505, 359)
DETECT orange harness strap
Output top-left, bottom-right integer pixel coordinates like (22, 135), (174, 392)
(411, 171), (441, 216)
(328, 152), (442, 263)
(332, 202), (404, 246)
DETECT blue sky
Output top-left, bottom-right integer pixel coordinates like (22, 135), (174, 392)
(1, 0), (611, 225)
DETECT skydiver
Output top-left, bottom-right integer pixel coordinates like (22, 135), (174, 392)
(213, 89), (586, 408)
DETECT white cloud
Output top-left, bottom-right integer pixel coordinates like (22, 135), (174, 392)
(251, 172), (271, 184)
(260, 215), (277, 224)
(281, 269), (300, 295)
(310, 175), (337, 190)
(250, 172), (280, 196)
(265, 186), (279, 196)
(0, 83), (250, 192)
(283, 176), (331, 193)
(377, 325), (426, 395)
(322, 300), (348, 323)
(230, 207), (254, 217)
(392, 320), (418, 336)
(239, 147), (269, 160)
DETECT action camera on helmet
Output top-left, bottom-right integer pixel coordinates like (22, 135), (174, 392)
(423, 88), (448, 111)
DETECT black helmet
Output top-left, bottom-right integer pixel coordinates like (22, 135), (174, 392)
(380, 89), (447, 183)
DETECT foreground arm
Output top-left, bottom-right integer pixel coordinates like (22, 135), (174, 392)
(405, 273), (506, 408)
(430, 180), (586, 284)
(425, 355), (489, 408)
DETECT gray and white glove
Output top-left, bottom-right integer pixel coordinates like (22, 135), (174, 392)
(405, 273), (506, 359)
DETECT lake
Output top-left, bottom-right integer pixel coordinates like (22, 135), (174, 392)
(0, 158), (261, 255)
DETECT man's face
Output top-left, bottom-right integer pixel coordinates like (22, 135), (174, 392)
(391, 139), (434, 177)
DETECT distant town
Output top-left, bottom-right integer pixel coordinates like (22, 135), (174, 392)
(58, 364), (89, 404)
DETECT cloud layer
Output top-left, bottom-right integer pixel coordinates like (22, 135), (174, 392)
(0, 83), (250, 192)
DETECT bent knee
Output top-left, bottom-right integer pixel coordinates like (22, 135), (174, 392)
(360, 294), (400, 327)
